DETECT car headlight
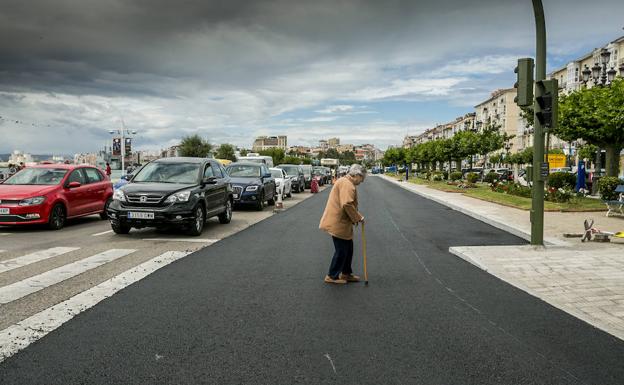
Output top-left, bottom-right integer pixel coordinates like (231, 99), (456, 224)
(166, 190), (192, 203)
(245, 185), (259, 192)
(113, 189), (126, 202)
(19, 196), (46, 206)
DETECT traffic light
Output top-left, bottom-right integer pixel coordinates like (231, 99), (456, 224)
(514, 58), (534, 107)
(535, 79), (558, 129)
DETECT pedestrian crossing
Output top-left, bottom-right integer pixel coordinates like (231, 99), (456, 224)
(0, 245), (195, 363)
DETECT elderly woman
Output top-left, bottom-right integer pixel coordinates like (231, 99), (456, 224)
(319, 164), (366, 284)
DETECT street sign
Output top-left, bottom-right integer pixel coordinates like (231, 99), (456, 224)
(540, 162), (549, 179)
(547, 154), (566, 169)
(112, 138), (121, 156)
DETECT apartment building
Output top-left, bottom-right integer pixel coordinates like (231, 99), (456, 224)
(328, 137), (340, 148)
(252, 136), (287, 152)
(474, 88), (526, 153)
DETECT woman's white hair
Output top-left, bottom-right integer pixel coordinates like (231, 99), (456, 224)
(348, 164), (367, 178)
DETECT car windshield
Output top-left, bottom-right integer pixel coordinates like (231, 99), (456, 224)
(227, 165), (261, 177)
(132, 162), (199, 184)
(3, 168), (67, 185)
(279, 166), (299, 176)
(270, 170), (283, 178)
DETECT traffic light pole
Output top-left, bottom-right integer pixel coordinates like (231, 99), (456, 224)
(531, 0), (546, 246)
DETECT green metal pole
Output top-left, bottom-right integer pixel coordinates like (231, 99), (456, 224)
(531, 0), (546, 245)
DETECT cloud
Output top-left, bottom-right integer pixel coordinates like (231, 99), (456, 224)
(0, 0), (622, 153)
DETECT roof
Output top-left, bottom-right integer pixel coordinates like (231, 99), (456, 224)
(226, 162), (263, 167)
(28, 163), (89, 169)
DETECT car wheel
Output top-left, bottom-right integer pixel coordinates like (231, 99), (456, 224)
(100, 197), (112, 220)
(256, 191), (264, 211)
(218, 199), (232, 224)
(187, 205), (205, 236)
(47, 203), (66, 230)
(287, 188), (292, 198)
(111, 220), (131, 234)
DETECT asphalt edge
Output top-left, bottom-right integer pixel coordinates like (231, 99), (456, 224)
(448, 245), (624, 342)
(376, 175), (567, 246)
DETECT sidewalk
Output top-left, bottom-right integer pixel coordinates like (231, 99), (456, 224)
(379, 174), (624, 340)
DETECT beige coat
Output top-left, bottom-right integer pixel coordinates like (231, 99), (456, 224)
(319, 176), (363, 240)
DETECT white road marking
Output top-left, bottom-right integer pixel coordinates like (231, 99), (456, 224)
(0, 249), (136, 304)
(142, 238), (220, 243)
(0, 250), (191, 363)
(324, 353), (337, 374)
(0, 233), (10, 236)
(0, 247), (80, 274)
(91, 230), (114, 237)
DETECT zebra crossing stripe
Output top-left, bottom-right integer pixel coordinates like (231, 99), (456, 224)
(0, 250), (191, 363)
(0, 247), (80, 274)
(0, 249), (136, 305)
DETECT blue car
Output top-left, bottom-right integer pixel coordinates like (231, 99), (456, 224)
(225, 162), (277, 211)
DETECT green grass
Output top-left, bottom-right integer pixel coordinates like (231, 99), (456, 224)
(392, 175), (606, 212)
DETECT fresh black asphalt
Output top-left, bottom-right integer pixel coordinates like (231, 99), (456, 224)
(1, 176), (624, 384)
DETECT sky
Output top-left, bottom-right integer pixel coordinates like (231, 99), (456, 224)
(0, 0), (622, 155)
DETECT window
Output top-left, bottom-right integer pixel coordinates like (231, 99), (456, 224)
(211, 163), (223, 178)
(204, 164), (215, 178)
(84, 168), (103, 184)
(67, 169), (86, 185)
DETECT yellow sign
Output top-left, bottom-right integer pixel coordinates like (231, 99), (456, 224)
(547, 154), (566, 169)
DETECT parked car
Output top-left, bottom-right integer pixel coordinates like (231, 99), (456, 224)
(270, 167), (292, 199)
(0, 164), (113, 230)
(226, 162), (276, 211)
(238, 155), (274, 167)
(107, 157), (233, 236)
(301, 165), (313, 188)
(276, 164), (305, 193)
(494, 168), (514, 181)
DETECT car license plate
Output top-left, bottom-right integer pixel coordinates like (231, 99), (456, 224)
(128, 211), (154, 220)
(0, 208), (9, 215)
(233, 194), (239, 199)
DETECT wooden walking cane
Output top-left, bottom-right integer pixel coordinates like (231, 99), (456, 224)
(361, 222), (368, 285)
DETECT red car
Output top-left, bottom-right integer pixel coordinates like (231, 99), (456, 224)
(0, 164), (113, 230)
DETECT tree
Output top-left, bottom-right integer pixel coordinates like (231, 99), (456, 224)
(339, 151), (357, 165)
(577, 144), (598, 162)
(554, 78), (624, 176)
(455, 130), (480, 169)
(259, 148), (285, 165)
(301, 157), (312, 165)
(178, 135), (212, 157)
(239, 149), (249, 157)
(282, 156), (302, 164)
(325, 148), (340, 159)
(477, 125), (512, 168)
(215, 143), (237, 161)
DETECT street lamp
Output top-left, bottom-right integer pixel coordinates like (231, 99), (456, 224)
(582, 48), (618, 87)
(108, 122), (138, 174)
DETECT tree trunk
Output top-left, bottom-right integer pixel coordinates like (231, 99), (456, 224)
(605, 144), (622, 177)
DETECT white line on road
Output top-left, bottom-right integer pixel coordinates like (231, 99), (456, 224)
(0, 250), (191, 363)
(0, 247), (80, 274)
(91, 230), (114, 237)
(142, 238), (220, 243)
(0, 249), (136, 305)
(0, 233), (10, 236)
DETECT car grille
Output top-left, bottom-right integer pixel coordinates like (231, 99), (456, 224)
(233, 186), (243, 196)
(126, 194), (164, 205)
(0, 199), (21, 206)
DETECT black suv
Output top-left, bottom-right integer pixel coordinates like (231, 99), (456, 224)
(276, 164), (305, 193)
(108, 157), (233, 236)
(225, 162), (276, 210)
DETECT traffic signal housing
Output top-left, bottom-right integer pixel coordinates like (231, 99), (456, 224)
(514, 58), (534, 107)
(535, 79), (558, 129)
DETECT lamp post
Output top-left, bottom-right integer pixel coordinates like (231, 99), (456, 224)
(109, 121), (137, 174)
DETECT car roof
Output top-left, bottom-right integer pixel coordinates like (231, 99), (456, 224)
(28, 164), (90, 170)
(276, 164), (300, 167)
(227, 162), (262, 167)
(153, 157), (207, 164)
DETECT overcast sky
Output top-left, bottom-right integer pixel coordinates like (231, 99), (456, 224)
(0, 0), (622, 155)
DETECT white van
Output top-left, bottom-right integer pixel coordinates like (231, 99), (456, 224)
(239, 156), (274, 168)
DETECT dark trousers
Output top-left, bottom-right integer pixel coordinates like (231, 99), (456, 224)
(328, 236), (354, 279)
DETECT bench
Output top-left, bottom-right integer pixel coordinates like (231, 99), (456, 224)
(605, 185), (624, 217)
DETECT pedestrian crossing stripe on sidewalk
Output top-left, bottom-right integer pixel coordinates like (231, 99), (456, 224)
(0, 250), (191, 363)
(0, 247), (80, 274)
(0, 249), (136, 305)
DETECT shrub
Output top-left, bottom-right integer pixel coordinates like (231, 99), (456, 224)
(547, 172), (576, 190)
(466, 172), (479, 184)
(449, 171), (463, 181)
(598, 177), (624, 201)
(545, 187), (572, 203)
(507, 183), (532, 198)
(442, 171), (449, 180)
(431, 172), (444, 181)
(484, 172), (499, 184)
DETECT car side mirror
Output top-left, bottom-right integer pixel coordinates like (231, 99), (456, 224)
(263, 173), (272, 178)
(67, 181), (81, 188)
(202, 176), (217, 185)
